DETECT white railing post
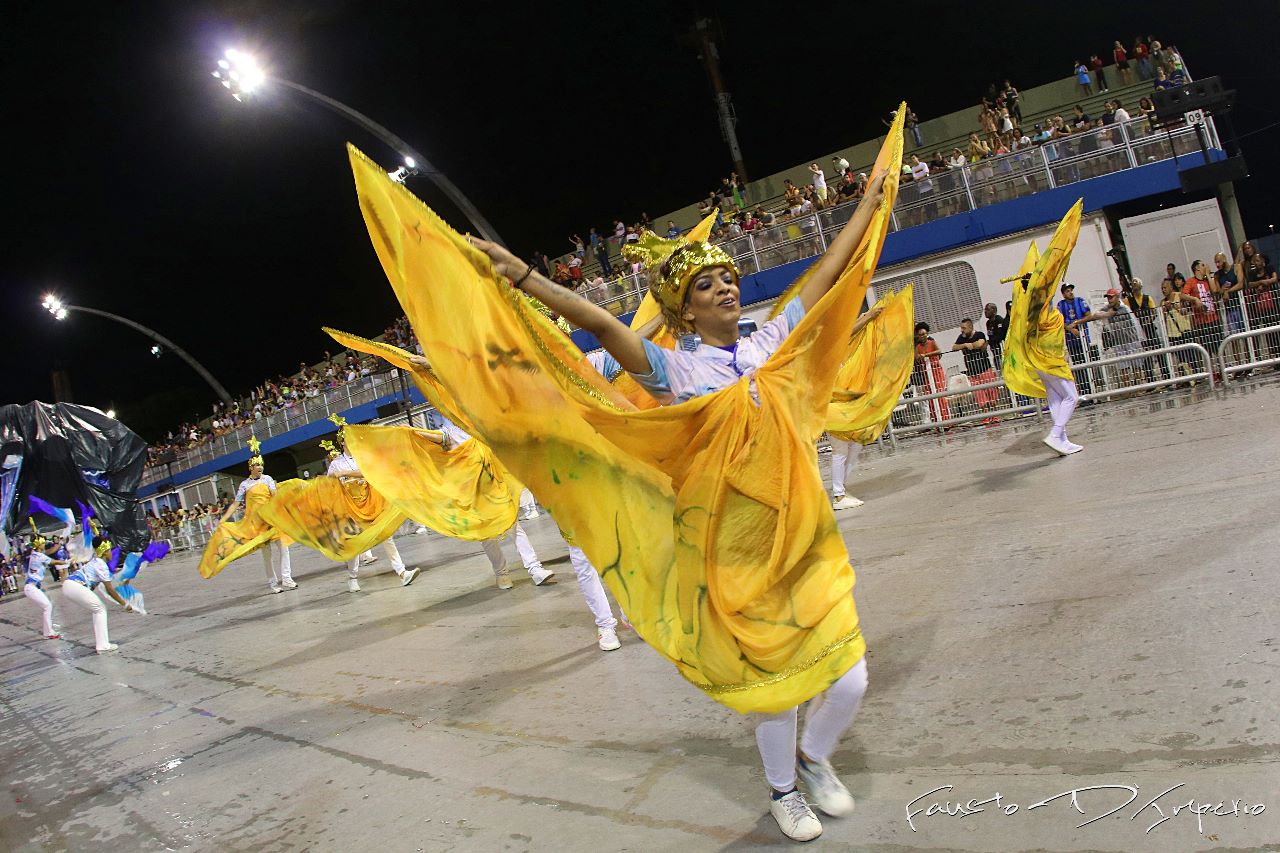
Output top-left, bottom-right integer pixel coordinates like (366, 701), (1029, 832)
(1119, 121), (1138, 169)
(959, 166), (976, 210)
(1039, 146), (1056, 189)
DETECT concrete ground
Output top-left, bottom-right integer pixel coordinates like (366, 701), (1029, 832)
(2, 379), (1278, 853)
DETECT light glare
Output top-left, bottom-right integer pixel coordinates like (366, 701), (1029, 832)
(404, 156), (416, 169)
(106, 409), (116, 419)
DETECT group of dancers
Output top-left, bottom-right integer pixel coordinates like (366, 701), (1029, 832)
(18, 109), (1090, 842)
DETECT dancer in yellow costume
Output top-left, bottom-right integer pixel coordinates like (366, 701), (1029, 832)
(256, 415), (418, 593)
(332, 110), (904, 841)
(198, 437), (295, 594)
(1001, 200), (1085, 456)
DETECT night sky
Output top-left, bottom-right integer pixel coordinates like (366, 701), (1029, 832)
(4, 1), (1277, 441)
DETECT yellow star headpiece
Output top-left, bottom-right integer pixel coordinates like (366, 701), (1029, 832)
(621, 212), (738, 323)
(246, 435), (264, 467)
(319, 439), (339, 458)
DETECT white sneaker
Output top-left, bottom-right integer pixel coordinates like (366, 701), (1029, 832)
(347, 578), (361, 593)
(769, 790), (823, 841)
(268, 582), (284, 594)
(281, 579), (298, 590)
(530, 567), (555, 586)
(521, 508), (541, 521)
(412, 525), (428, 535)
(495, 566), (514, 590)
(361, 554), (379, 565)
(597, 627), (621, 651)
(797, 757), (855, 817)
(832, 495), (864, 511)
(400, 567), (420, 587)
(1042, 432), (1082, 456)
(97, 643), (119, 655)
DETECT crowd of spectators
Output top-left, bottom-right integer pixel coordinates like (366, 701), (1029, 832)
(145, 316), (421, 467)
(147, 500), (232, 540)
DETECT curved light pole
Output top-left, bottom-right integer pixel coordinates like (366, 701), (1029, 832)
(42, 296), (232, 405)
(213, 49), (505, 246)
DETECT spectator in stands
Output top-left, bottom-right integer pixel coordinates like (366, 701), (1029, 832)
(1112, 100), (1132, 127)
(1136, 96), (1157, 132)
(978, 101), (998, 147)
(1058, 283), (1094, 394)
(1123, 277), (1165, 381)
(967, 132), (991, 161)
(569, 234), (585, 258)
(1071, 104), (1091, 130)
(1183, 260), (1221, 373)
(913, 322), (950, 422)
(1133, 37), (1153, 80)
(1214, 251), (1249, 369)
(983, 302), (1007, 362)
(947, 147), (967, 170)
(1239, 241), (1280, 358)
(808, 163), (828, 204)
(906, 106), (923, 149)
(1113, 41), (1132, 86)
(1075, 60), (1093, 97)
(1153, 68), (1175, 91)
(1161, 276), (1195, 377)
(929, 150), (947, 173)
(1090, 54), (1109, 93)
(952, 318), (1000, 421)
(831, 155), (850, 176)
(1092, 288), (1145, 389)
(1003, 80), (1022, 123)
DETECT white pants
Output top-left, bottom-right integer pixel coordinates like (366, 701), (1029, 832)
(754, 659), (869, 791)
(568, 546), (617, 630)
(519, 488), (537, 514)
(1039, 371), (1080, 437)
(61, 581), (111, 651)
(261, 540), (293, 585)
(829, 438), (863, 498)
(348, 538), (406, 579)
(479, 522), (542, 576)
(24, 584), (54, 636)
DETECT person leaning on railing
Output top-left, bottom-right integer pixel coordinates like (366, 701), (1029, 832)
(1160, 276), (1196, 379)
(1239, 241), (1280, 360)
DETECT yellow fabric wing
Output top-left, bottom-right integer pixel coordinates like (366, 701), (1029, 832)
(256, 475), (406, 563)
(1001, 201), (1083, 398)
(826, 284), (915, 444)
(197, 482), (281, 579)
(343, 423), (520, 541)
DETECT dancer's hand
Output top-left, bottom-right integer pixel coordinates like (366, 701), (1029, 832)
(468, 236), (525, 281)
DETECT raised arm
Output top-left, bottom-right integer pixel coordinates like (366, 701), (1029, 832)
(796, 170), (889, 312)
(471, 238), (651, 374)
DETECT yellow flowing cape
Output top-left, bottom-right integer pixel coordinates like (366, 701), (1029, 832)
(330, 112), (903, 713)
(342, 421), (521, 541)
(256, 474), (407, 563)
(825, 285), (915, 444)
(197, 482), (280, 579)
(1002, 201), (1084, 398)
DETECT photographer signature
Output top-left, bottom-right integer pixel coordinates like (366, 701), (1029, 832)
(906, 783), (1266, 834)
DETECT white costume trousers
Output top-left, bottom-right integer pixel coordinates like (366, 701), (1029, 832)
(61, 581), (111, 651)
(1038, 371), (1080, 437)
(567, 546), (617, 630)
(261, 540), (293, 585)
(348, 538), (406, 579)
(754, 659), (869, 791)
(24, 584), (54, 636)
(829, 438), (863, 498)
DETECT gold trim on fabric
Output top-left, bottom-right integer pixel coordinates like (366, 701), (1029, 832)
(694, 626), (864, 696)
(499, 285), (631, 413)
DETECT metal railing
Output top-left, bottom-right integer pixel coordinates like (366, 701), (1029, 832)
(1219, 325), (1280, 380)
(581, 121), (1211, 320)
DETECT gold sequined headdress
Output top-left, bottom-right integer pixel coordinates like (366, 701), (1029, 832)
(327, 414), (348, 448)
(621, 212), (737, 320)
(246, 435), (264, 467)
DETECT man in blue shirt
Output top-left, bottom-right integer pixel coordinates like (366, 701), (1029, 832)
(1057, 283), (1094, 394)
